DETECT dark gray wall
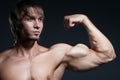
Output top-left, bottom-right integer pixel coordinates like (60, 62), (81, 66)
(0, 0), (119, 80)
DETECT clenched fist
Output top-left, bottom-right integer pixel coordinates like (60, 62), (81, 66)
(64, 14), (87, 30)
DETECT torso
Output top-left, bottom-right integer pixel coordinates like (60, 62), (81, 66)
(0, 46), (67, 80)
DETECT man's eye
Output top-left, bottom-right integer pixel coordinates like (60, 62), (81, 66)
(24, 17), (34, 21)
(38, 18), (43, 21)
(27, 18), (33, 21)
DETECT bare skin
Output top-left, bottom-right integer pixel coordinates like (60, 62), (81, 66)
(0, 8), (116, 80)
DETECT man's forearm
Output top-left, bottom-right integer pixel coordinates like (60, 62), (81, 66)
(82, 16), (116, 59)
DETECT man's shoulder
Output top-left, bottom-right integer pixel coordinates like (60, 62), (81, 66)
(50, 43), (72, 49)
(38, 45), (49, 53)
(0, 49), (13, 63)
(37, 43), (72, 54)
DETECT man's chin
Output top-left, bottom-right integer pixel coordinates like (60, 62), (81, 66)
(31, 38), (39, 41)
(29, 37), (40, 41)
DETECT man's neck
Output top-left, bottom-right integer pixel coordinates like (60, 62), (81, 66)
(15, 41), (40, 58)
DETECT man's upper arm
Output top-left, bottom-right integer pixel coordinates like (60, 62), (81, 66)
(65, 43), (114, 71)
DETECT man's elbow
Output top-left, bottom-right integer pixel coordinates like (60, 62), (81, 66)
(108, 49), (116, 61)
(103, 48), (116, 63)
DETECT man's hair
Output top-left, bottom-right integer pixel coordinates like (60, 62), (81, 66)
(9, 0), (44, 40)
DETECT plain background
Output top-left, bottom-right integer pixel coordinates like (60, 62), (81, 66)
(0, 0), (119, 80)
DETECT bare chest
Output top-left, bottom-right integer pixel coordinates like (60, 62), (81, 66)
(0, 55), (58, 80)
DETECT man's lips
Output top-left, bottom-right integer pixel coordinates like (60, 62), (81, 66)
(33, 31), (40, 34)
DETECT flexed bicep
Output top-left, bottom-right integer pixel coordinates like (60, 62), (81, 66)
(65, 45), (104, 71)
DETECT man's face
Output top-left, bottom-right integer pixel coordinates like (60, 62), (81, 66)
(21, 7), (44, 41)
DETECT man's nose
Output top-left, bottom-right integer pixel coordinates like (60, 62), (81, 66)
(34, 20), (40, 29)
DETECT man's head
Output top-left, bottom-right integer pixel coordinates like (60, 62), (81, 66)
(9, 0), (44, 42)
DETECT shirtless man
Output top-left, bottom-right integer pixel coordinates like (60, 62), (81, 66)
(0, 0), (116, 80)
